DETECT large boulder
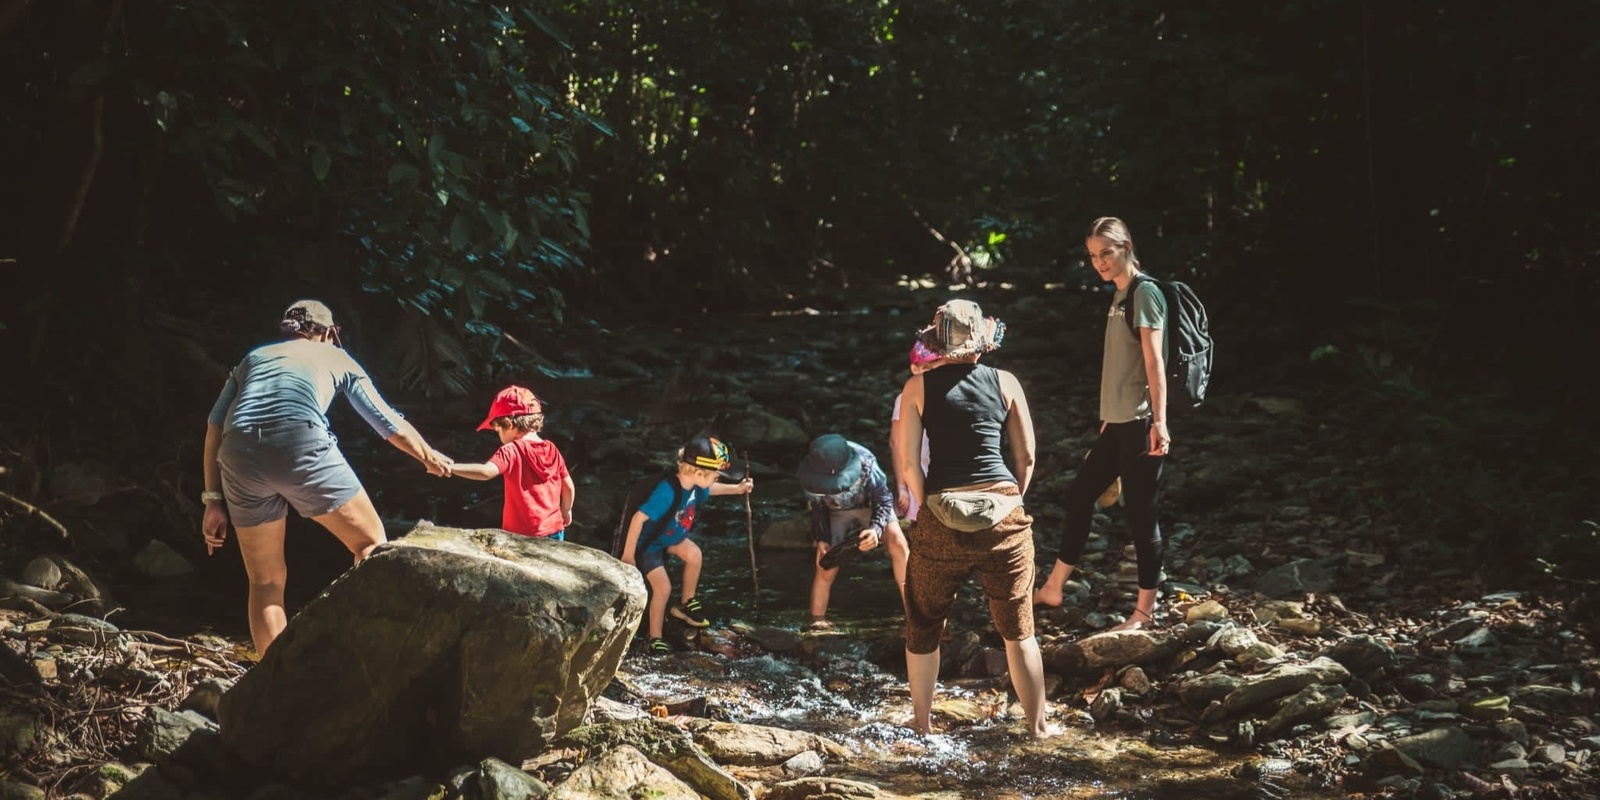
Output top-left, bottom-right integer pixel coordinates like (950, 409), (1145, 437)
(217, 523), (646, 786)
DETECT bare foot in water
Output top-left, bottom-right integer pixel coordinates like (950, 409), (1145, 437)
(1031, 585), (1062, 608)
(1109, 607), (1155, 632)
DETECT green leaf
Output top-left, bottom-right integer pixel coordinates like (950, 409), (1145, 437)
(310, 146), (331, 181)
(388, 163), (420, 187)
(427, 133), (446, 173)
(237, 122), (276, 157)
(511, 116), (532, 133)
(450, 213), (472, 252)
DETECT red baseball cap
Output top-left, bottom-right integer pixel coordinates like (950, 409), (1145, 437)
(477, 385), (543, 431)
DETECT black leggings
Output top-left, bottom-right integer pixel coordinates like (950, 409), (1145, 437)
(1049, 419), (1165, 589)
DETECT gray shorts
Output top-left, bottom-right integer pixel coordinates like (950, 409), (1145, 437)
(820, 508), (872, 548)
(218, 420), (363, 527)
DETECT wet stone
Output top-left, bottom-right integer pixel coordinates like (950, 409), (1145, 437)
(741, 626), (801, 654)
(1089, 688), (1122, 722)
(1535, 742), (1567, 763)
(1118, 666), (1151, 695)
(1489, 742), (1527, 762)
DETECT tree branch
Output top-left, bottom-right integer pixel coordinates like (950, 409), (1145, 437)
(56, 0), (124, 254)
(0, 490), (70, 540)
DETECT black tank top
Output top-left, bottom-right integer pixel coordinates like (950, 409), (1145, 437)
(922, 363), (1016, 492)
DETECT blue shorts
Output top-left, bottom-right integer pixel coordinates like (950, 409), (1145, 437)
(218, 420), (363, 528)
(636, 545), (670, 577)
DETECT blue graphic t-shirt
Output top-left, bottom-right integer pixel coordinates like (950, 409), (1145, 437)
(637, 479), (710, 551)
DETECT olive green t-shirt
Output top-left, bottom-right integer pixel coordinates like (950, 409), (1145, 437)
(1099, 279), (1168, 423)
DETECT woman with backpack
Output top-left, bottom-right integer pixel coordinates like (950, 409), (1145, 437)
(1032, 216), (1171, 630)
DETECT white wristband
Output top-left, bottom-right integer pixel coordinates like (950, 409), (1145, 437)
(201, 490), (224, 504)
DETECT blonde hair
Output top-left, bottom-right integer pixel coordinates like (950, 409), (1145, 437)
(494, 413), (545, 433)
(1087, 216), (1140, 269)
(676, 461), (719, 479)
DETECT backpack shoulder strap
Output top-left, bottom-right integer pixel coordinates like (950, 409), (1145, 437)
(1122, 273), (1155, 337)
(643, 472), (687, 544)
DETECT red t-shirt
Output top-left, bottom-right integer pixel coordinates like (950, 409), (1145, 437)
(488, 437), (570, 537)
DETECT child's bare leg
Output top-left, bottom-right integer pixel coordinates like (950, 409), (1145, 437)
(668, 539), (703, 602)
(810, 543), (838, 620)
(643, 567), (671, 638)
(884, 520), (910, 605)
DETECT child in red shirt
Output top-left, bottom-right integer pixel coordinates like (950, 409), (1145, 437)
(451, 386), (574, 539)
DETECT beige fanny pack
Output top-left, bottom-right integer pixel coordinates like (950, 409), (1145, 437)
(925, 491), (1023, 532)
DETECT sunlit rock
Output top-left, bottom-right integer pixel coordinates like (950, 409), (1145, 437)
(1184, 600), (1228, 622)
(1042, 629), (1180, 674)
(766, 776), (881, 800)
(548, 745), (698, 800)
(682, 719), (849, 767)
(218, 523), (646, 785)
(1218, 657), (1351, 718)
(555, 718), (753, 800)
(1207, 625), (1260, 657)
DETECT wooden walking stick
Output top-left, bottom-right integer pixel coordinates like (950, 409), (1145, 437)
(743, 450), (759, 600)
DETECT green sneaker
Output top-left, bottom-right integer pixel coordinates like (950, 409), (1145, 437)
(648, 637), (670, 654)
(670, 597), (710, 627)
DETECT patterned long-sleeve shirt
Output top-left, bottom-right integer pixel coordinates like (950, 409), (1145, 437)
(805, 441), (895, 541)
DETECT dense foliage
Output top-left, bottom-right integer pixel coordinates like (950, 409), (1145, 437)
(1, 1), (1594, 573)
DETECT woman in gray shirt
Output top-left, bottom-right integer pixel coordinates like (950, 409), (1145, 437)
(200, 300), (451, 655)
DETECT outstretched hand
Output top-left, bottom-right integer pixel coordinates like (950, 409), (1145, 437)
(201, 503), (230, 555)
(425, 449), (454, 477)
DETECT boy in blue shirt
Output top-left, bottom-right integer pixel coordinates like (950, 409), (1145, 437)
(619, 437), (754, 653)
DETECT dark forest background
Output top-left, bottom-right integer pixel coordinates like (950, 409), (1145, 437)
(1, 2), (1596, 586)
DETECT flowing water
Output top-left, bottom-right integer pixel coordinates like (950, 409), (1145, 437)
(596, 505), (1342, 799)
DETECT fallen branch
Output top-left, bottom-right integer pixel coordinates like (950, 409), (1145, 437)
(0, 489), (70, 540)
